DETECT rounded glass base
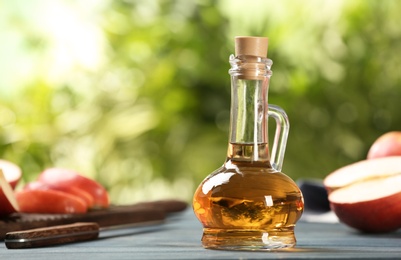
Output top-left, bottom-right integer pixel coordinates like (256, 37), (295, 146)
(201, 228), (296, 251)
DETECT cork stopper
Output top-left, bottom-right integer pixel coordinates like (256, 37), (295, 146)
(235, 36), (269, 58)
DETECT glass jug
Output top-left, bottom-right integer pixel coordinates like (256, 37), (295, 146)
(192, 37), (304, 251)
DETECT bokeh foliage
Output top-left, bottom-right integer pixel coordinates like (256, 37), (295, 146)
(1, 0), (400, 204)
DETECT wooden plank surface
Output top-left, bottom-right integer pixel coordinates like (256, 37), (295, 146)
(1, 209), (401, 259)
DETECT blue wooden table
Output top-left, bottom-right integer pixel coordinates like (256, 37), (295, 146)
(1, 209), (401, 259)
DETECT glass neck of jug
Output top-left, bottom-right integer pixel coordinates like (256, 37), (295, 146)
(227, 54), (273, 162)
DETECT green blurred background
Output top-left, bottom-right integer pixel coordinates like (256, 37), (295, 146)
(1, 0), (400, 204)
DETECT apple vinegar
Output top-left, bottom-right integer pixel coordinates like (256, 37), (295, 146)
(192, 37), (304, 250)
(193, 144), (303, 250)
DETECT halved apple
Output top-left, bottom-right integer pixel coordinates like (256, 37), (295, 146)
(329, 174), (401, 233)
(16, 189), (87, 214)
(0, 169), (20, 216)
(38, 168), (109, 208)
(324, 156), (401, 233)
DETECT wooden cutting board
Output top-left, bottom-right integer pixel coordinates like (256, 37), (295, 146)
(0, 199), (187, 240)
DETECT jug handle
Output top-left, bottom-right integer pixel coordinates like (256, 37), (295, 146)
(268, 104), (290, 172)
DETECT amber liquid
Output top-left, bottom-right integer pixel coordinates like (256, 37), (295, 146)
(193, 143), (304, 250)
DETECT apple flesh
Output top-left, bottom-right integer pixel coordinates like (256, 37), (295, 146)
(324, 156), (401, 193)
(367, 131), (401, 159)
(0, 159), (22, 189)
(38, 168), (109, 208)
(16, 189), (88, 214)
(329, 174), (401, 233)
(0, 169), (20, 216)
(324, 156), (401, 233)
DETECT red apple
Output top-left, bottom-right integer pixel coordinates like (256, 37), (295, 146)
(24, 181), (95, 208)
(0, 159), (22, 189)
(329, 174), (401, 233)
(324, 156), (401, 233)
(367, 131), (401, 159)
(16, 189), (87, 214)
(38, 168), (109, 208)
(0, 169), (20, 216)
